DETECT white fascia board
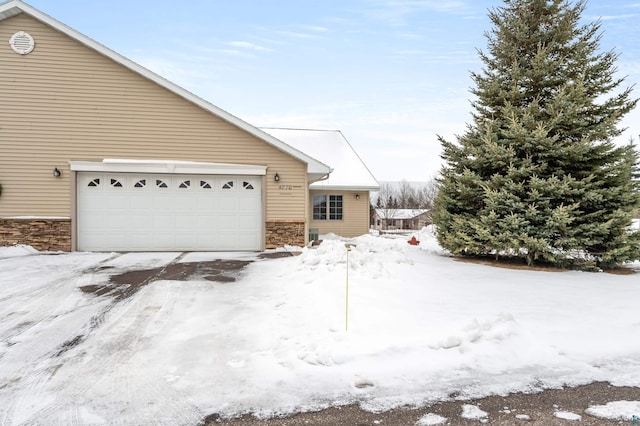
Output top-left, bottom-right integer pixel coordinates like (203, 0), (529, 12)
(0, 0), (331, 177)
(69, 160), (266, 176)
(310, 183), (381, 191)
(0, 1), (22, 19)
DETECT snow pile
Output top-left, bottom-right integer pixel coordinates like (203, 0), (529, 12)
(416, 413), (447, 425)
(461, 404), (489, 421)
(554, 411), (581, 421)
(299, 234), (414, 277)
(585, 400), (640, 421)
(430, 313), (520, 350)
(0, 244), (38, 259)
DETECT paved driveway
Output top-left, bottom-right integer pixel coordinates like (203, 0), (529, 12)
(0, 251), (280, 425)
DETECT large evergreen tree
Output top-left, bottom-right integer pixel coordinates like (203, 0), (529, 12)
(433, 0), (640, 269)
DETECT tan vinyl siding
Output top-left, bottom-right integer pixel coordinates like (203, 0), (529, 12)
(309, 190), (370, 238)
(0, 14), (306, 221)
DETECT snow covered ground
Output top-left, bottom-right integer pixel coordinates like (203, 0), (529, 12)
(1, 228), (640, 424)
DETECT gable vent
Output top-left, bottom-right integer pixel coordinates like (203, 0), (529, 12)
(9, 31), (35, 55)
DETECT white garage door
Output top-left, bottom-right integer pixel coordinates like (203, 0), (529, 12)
(77, 172), (262, 251)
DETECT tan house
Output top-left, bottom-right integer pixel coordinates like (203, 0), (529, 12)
(262, 128), (379, 240)
(373, 209), (431, 231)
(0, 0), (379, 252)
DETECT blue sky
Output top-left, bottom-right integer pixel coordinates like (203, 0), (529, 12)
(26, 0), (640, 181)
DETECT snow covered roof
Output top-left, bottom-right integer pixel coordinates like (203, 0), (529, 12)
(261, 128), (380, 191)
(375, 208), (429, 219)
(0, 0), (331, 180)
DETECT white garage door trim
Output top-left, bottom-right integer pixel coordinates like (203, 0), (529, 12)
(70, 159), (267, 176)
(72, 161), (265, 252)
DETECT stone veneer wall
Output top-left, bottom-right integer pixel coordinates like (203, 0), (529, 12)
(0, 218), (305, 252)
(265, 220), (305, 249)
(0, 218), (72, 251)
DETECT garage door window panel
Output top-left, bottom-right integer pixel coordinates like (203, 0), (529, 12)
(108, 178), (123, 188)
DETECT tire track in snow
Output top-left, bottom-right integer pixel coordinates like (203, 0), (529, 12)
(0, 254), (122, 425)
(0, 276), (91, 349)
(0, 253), (121, 356)
(4, 253), (203, 425)
(36, 286), (202, 425)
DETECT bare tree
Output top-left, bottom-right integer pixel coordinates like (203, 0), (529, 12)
(374, 182), (398, 230)
(416, 175), (438, 210)
(397, 179), (415, 209)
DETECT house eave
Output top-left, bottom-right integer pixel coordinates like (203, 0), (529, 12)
(309, 184), (380, 192)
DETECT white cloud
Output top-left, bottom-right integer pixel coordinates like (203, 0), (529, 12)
(398, 32), (423, 39)
(360, 0), (472, 27)
(367, 0), (467, 13)
(275, 30), (322, 39)
(300, 25), (329, 33)
(226, 41), (272, 52)
(596, 13), (639, 21)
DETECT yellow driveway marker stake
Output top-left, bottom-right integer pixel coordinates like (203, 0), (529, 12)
(345, 243), (351, 331)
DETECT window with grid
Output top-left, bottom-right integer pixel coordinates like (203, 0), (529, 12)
(312, 195), (327, 220)
(312, 195), (343, 220)
(329, 195), (343, 220)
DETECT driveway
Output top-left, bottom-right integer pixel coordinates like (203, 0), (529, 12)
(0, 251), (287, 425)
(60, 253), (263, 357)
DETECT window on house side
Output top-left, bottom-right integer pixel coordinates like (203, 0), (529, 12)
(329, 195), (343, 220)
(313, 195), (343, 220)
(313, 195), (326, 220)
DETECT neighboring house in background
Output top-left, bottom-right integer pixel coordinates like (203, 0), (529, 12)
(373, 209), (431, 231)
(0, 0), (378, 252)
